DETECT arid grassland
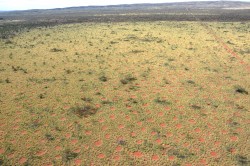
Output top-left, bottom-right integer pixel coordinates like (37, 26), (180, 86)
(0, 21), (249, 165)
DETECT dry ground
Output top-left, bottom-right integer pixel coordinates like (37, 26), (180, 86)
(0, 21), (249, 165)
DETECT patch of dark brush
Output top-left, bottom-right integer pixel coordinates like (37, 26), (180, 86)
(63, 149), (78, 163)
(50, 48), (64, 52)
(81, 97), (93, 102)
(167, 148), (194, 159)
(101, 100), (113, 105)
(117, 139), (126, 145)
(30, 120), (41, 130)
(127, 98), (138, 104)
(70, 105), (98, 118)
(120, 75), (137, 84)
(45, 134), (55, 141)
(154, 97), (171, 105)
(234, 86), (248, 95)
(191, 105), (202, 110)
(236, 155), (249, 166)
(187, 80), (195, 84)
(99, 75), (108, 82)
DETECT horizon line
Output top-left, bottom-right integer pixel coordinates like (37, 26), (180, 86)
(1, 0), (250, 12)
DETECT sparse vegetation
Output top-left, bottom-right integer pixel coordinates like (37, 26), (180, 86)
(0, 3), (249, 165)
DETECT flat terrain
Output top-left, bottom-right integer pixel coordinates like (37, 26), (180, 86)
(0, 1), (250, 166)
(0, 20), (249, 165)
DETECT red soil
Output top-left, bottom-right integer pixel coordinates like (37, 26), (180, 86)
(113, 155), (120, 161)
(85, 130), (92, 135)
(133, 151), (143, 158)
(55, 146), (62, 151)
(136, 140), (143, 145)
(74, 159), (82, 166)
(230, 136), (238, 141)
(118, 124), (125, 129)
(131, 132), (136, 137)
(160, 123), (166, 128)
(156, 139), (162, 144)
(116, 146), (123, 152)
(19, 157), (27, 164)
(176, 124), (182, 129)
(94, 140), (103, 147)
(168, 155), (175, 160)
(152, 155), (160, 161)
(0, 148), (4, 154)
(210, 151), (218, 157)
(36, 150), (47, 156)
(98, 153), (105, 159)
(105, 134), (111, 139)
(71, 139), (78, 144)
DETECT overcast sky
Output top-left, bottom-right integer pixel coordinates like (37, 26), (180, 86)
(0, 0), (249, 11)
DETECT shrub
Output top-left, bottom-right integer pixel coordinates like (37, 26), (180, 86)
(63, 149), (78, 162)
(235, 85), (248, 95)
(70, 104), (98, 118)
(120, 75), (137, 84)
(50, 48), (63, 52)
(154, 97), (171, 105)
(99, 75), (108, 82)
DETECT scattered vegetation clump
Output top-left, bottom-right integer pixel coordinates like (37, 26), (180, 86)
(167, 148), (194, 159)
(235, 104), (247, 112)
(163, 77), (170, 84)
(63, 149), (78, 162)
(45, 134), (55, 141)
(164, 62), (170, 66)
(101, 100), (113, 105)
(99, 75), (108, 82)
(95, 92), (102, 96)
(227, 41), (234, 45)
(110, 41), (119, 44)
(71, 104), (98, 118)
(120, 74), (137, 84)
(234, 85), (248, 95)
(28, 77), (56, 83)
(191, 104), (202, 110)
(187, 80), (195, 84)
(81, 97), (93, 102)
(168, 58), (175, 62)
(131, 50), (144, 54)
(117, 139), (126, 145)
(127, 98), (138, 104)
(154, 97), (171, 105)
(129, 85), (140, 91)
(38, 93), (46, 99)
(5, 40), (13, 44)
(171, 45), (178, 50)
(12, 66), (28, 73)
(236, 155), (249, 166)
(5, 78), (11, 83)
(50, 48), (64, 52)
(65, 69), (74, 74)
(30, 120), (41, 129)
